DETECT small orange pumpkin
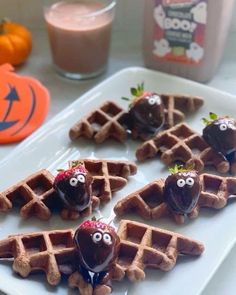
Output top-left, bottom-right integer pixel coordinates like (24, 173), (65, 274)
(0, 19), (32, 66)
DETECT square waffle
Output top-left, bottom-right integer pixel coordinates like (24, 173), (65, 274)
(136, 123), (230, 173)
(0, 229), (76, 286)
(160, 94), (204, 129)
(0, 169), (57, 220)
(114, 174), (236, 224)
(69, 101), (128, 144)
(110, 220), (204, 282)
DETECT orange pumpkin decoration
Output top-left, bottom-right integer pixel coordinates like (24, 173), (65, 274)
(0, 64), (50, 144)
(0, 19), (32, 66)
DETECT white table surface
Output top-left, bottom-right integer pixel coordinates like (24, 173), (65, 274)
(0, 29), (236, 295)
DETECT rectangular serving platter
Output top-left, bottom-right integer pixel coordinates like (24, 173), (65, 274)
(0, 67), (236, 295)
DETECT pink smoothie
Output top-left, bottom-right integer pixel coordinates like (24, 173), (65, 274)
(45, 1), (114, 75)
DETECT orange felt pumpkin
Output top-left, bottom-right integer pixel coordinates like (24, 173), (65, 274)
(0, 64), (50, 144)
(0, 20), (32, 66)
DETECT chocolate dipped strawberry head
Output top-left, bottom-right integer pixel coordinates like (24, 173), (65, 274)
(53, 164), (92, 212)
(163, 165), (201, 215)
(202, 113), (236, 156)
(74, 220), (120, 274)
(123, 83), (165, 136)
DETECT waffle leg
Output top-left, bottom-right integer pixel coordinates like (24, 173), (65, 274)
(93, 284), (112, 295)
(68, 271), (93, 295)
(188, 206), (200, 219)
(13, 256), (31, 278)
(91, 196), (100, 209)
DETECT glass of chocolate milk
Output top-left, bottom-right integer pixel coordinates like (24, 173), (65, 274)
(44, 0), (116, 79)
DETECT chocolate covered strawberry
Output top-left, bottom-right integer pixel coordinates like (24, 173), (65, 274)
(74, 220), (120, 285)
(53, 164), (92, 212)
(163, 165), (201, 215)
(202, 112), (236, 158)
(122, 83), (165, 138)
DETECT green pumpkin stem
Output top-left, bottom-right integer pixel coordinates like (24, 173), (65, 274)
(0, 18), (10, 34)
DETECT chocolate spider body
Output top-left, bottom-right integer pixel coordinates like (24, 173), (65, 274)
(74, 221), (120, 286)
(163, 171), (201, 215)
(203, 117), (236, 157)
(53, 166), (93, 212)
(128, 92), (165, 138)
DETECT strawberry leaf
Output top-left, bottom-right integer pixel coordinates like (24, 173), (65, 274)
(168, 164), (194, 174)
(137, 84), (141, 93)
(141, 82), (144, 91)
(202, 117), (210, 125)
(136, 82), (145, 96)
(202, 112), (219, 126)
(131, 87), (138, 96)
(121, 97), (130, 101)
(209, 112), (218, 120)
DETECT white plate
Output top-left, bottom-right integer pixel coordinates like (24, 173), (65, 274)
(0, 67), (236, 295)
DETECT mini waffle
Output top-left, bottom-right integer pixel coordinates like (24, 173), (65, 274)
(69, 101), (128, 144)
(136, 123), (230, 173)
(114, 174), (236, 224)
(0, 229), (76, 285)
(110, 220), (204, 281)
(0, 169), (57, 220)
(160, 94), (204, 129)
(69, 159), (137, 203)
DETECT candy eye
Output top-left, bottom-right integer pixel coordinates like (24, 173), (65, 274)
(92, 232), (102, 243)
(219, 123), (227, 131)
(69, 177), (78, 187)
(103, 233), (112, 245)
(148, 97), (157, 105)
(177, 179), (185, 188)
(77, 174), (85, 184)
(186, 177), (194, 186)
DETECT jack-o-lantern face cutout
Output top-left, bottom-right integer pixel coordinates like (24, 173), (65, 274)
(0, 64), (50, 143)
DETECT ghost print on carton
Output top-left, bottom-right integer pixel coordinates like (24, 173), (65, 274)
(153, 0), (207, 64)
